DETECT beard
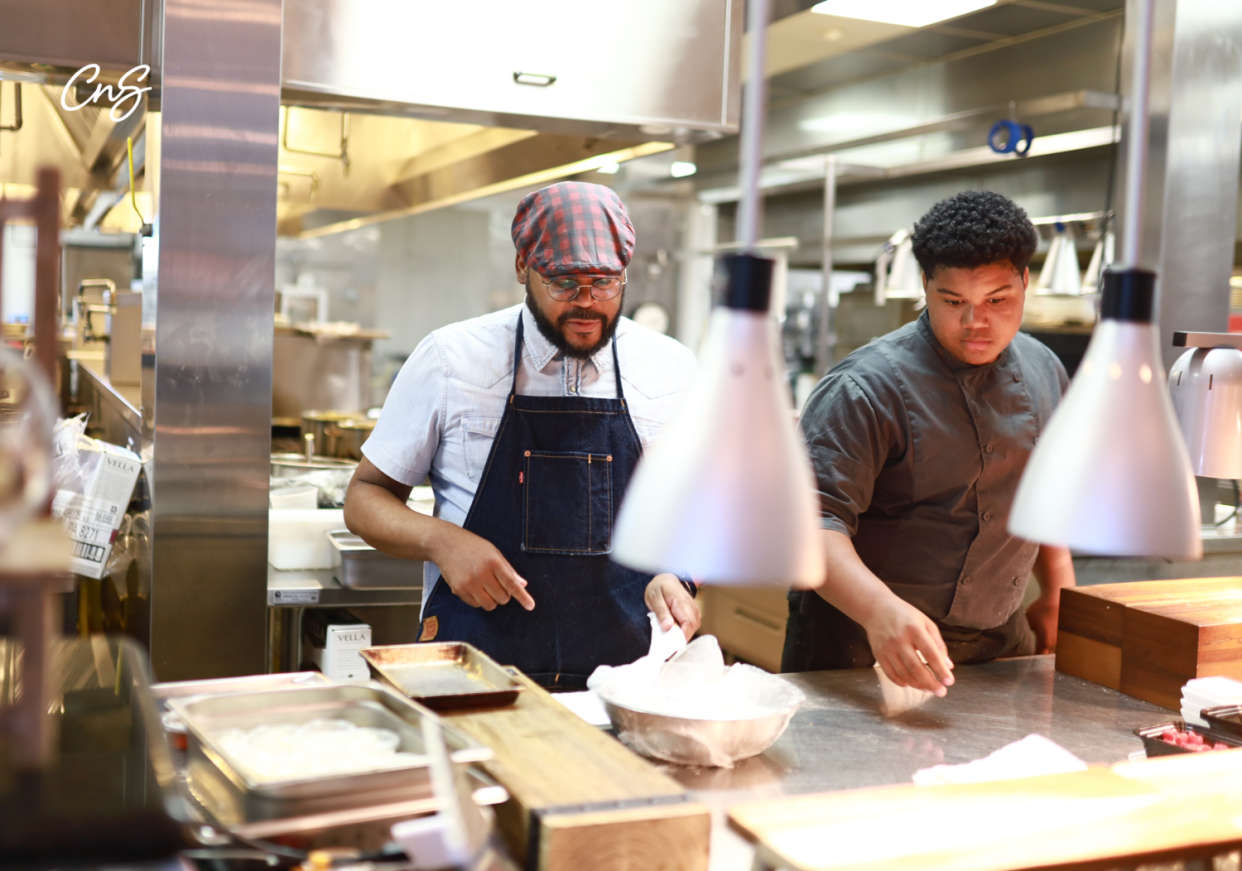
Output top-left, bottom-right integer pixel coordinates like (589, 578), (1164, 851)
(524, 280), (624, 360)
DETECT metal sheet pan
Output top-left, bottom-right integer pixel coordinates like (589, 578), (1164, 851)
(151, 671), (332, 709)
(362, 643), (524, 711)
(170, 681), (490, 823)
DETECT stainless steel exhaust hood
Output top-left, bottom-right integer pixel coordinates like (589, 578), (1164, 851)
(1, 0), (742, 236)
(281, 0), (742, 143)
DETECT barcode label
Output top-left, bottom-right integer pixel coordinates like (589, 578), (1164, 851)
(71, 540), (107, 564)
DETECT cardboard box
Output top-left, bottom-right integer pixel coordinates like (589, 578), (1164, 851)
(51, 426), (142, 580)
(303, 609), (372, 683)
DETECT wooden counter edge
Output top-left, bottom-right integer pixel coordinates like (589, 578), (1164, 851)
(727, 751), (1242, 871)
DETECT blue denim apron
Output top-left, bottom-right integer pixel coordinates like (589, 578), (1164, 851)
(419, 315), (652, 689)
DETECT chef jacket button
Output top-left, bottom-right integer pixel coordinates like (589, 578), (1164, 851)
(985, 443), (994, 453)
(1014, 373), (1022, 382)
(983, 511), (993, 522)
(962, 576), (972, 585)
(568, 385), (577, 394)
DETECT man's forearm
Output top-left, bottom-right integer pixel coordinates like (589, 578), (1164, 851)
(344, 478), (462, 564)
(813, 529), (905, 624)
(1033, 545), (1076, 598)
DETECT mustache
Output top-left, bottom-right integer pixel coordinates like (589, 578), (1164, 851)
(556, 308), (609, 328)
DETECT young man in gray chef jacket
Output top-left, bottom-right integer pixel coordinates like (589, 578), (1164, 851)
(784, 190), (1077, 696)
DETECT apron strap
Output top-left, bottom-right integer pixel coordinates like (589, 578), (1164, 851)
(511, 314), (525, 397)
(611, 331), (624, 403)
(511, 309), (624, 401)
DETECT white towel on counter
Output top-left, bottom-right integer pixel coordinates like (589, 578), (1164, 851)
(912, 734), (1088, 786)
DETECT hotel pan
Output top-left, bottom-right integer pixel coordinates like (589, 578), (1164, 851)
(169, 681), (491, 823)
(362, 642), (524, 711)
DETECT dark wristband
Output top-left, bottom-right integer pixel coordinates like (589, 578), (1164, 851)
(674, 572), (697, 599)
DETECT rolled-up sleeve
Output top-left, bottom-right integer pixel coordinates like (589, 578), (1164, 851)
(362, 334), (445, 487)
(799, 373), (893, 537)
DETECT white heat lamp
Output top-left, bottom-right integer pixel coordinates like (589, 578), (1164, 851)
(1082, 231), (1115, 291)
(1009, 271), (1200, 557)
(611, 0), (825, 586)
(1007, 0), (1201, 560)
(874, 229), (924, 306)
(1169, 332), (1242, 480)
(1035, 224), (1083, 296)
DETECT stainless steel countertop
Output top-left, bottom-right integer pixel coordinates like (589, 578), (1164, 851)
(657, 656), (1169, 871)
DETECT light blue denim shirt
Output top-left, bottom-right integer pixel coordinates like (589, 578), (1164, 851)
(363, 303), (698, 600)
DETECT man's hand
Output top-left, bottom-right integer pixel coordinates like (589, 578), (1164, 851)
(432, 525), (535, 612)
(1026, 593), (1059, 653)
(645, 573), (701, 642)
(862, 596), (955, 697)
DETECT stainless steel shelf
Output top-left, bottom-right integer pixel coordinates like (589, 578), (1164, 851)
(266, 564), (422, 673)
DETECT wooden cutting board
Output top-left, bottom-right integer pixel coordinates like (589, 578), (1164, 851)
(727, 750), (1242, 871)
(437, 672), (710, 871)
(1057, 578), (1242, 709)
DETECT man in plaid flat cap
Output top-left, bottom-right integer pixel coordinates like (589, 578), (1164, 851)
(346, 182), (701, 689)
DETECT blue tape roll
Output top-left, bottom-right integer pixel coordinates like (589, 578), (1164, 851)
(987, 119), (1035, 156)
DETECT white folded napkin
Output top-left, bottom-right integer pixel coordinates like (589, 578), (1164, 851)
(913, 734), (1087, 786)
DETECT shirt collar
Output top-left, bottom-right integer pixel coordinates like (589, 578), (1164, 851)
(916, 309), (1013, 375)
(519, 303), (617, 372)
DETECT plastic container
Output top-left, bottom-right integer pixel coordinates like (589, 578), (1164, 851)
(1133, 720), (1242, 756)
(270, 485), (319, 510)
(268, 509), (345, 570)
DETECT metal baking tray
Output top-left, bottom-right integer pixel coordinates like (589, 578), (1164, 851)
(1201, 704), (1242, 739)
(1133, 720), (1242, 756)
(362, 642), (524, 711)
(328, 529), (422, 589)
(169, 681), (491, 824)
(151, 671), (333, 710)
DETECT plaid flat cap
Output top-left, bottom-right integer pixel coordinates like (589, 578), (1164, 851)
(511, 182), (635, 277)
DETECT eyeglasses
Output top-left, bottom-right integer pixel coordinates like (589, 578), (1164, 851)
(536, 270), (626, 302)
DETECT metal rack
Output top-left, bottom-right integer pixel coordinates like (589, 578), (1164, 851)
(266, 565), (423, 673)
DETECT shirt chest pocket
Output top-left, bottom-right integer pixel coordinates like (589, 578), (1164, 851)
(522, 451), (613, 555)
(461, 416), (502, 482)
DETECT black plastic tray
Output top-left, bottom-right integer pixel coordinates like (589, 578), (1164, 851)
(1133, 720), (1242, 756)
(1201, 704), (1242, 740)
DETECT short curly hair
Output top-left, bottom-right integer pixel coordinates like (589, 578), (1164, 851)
(910, 190), (1037, 278)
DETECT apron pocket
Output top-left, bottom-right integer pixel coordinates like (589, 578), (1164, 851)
(522, 451), (613, 554)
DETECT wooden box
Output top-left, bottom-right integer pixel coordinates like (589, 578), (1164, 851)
(699, 586), (788, 672)
(1056, 578), (1242, 709)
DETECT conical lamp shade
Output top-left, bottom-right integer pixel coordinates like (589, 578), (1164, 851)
(612, 255), (825, 585)
(1036, 229), (1082, 295)
(886, 234), (924, 298)
(1082, 232), (1115, 291)
(1009, 268), (1201, 559)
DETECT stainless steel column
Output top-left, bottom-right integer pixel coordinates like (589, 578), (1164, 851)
(147, 0), (281, 679)
(1116, 0), (1242, 371)
(815, 156), (837, 378)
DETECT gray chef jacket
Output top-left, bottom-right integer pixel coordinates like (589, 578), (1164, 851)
(783, 311), (1068, 672)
